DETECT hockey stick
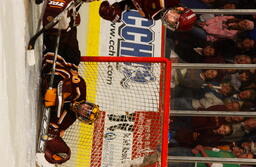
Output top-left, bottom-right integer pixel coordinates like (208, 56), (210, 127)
(37, 26), (62, 153)
(37, 0), (85, 152)
(57, 80), (63, 118)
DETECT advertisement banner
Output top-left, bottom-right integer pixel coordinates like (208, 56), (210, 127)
(91, 111), (162, 167)
(99, 9), (163, 58)
(79, 0), (164, 58)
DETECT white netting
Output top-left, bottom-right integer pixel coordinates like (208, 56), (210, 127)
(59, 57), (169, 167)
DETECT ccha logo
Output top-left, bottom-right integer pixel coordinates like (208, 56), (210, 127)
(116, 10), (156, 88)
(117, 62), (156, 88)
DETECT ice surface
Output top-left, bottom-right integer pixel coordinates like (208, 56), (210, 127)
(0, 0), (42, 167)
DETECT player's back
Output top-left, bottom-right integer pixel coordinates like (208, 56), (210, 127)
(132, 0), (180, 19)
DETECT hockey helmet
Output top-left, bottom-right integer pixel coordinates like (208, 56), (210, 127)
(161, 6), (197, 31)
(72, 101), (100, 124)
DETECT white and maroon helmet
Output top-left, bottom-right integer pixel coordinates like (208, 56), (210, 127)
(161, 6), (197, 31)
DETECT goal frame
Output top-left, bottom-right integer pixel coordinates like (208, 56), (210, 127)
(80, 56), (171, 167)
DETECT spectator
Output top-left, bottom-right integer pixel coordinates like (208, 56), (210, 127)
(240, 141), (256, 155)
(175, 69), (221, 89)
(238, 70), (256, 90)
(173, 38), (235, 63)
(200, 81), (235, 101)
(174, 120), (233, 146)
(236, 37), (256, 54)
(174, 41), (226, 63)
(232, 88), (256, 101)
(233, 54), (252, 64)
(199, 16), (254, 41)
(170, 100), (243, 144)
(223, 99), (243, 111)
(172, 69), (222, 99)
(222, 70), (242, 91)
(203, 99), (243, 112)
(197, 118), (256, 147)
(188, 83), (232, 110)
(224, 70), (255, 91)
(193, 144), (254, 167)
(222, 118), (256, 143)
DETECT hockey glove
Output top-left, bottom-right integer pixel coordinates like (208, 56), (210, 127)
(99, 1), (122, 23)
(44, 88), (57, 107)
(44, 136), (71, 164)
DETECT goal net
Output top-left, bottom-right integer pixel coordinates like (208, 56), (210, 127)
(58, 56), (171, 167)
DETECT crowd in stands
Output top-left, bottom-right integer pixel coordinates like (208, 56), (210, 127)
(167, 0), (256, 64)
(181, 0), (256, 9)
(168, 1), (256, 166)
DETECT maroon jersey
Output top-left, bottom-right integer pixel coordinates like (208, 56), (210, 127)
(49, 77), (87, 131)
(42, 52), (87, 164)
(43, 0), (81, 66)
(99, 0), (180, 22)
(43, 0), (80, 28)
(131, 0), (180, 19)
(42, 52), (87, 131)
(41, 52), (79, 79)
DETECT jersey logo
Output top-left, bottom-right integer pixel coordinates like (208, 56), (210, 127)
(48, 0), (65, 8)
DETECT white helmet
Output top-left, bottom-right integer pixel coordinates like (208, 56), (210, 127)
(162, 6), (197, 31)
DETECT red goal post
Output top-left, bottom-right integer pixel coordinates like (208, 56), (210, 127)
(60, 56), (171, 167)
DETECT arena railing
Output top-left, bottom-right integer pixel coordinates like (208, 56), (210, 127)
(193, 9), (256, 15)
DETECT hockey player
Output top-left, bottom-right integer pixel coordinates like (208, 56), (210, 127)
(41, 52), (101, 164)
(40, 0), (105, 65)
(36, 0), (86, 65)
(99, 0), (197, 31)
(34, 0), (101, 164)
